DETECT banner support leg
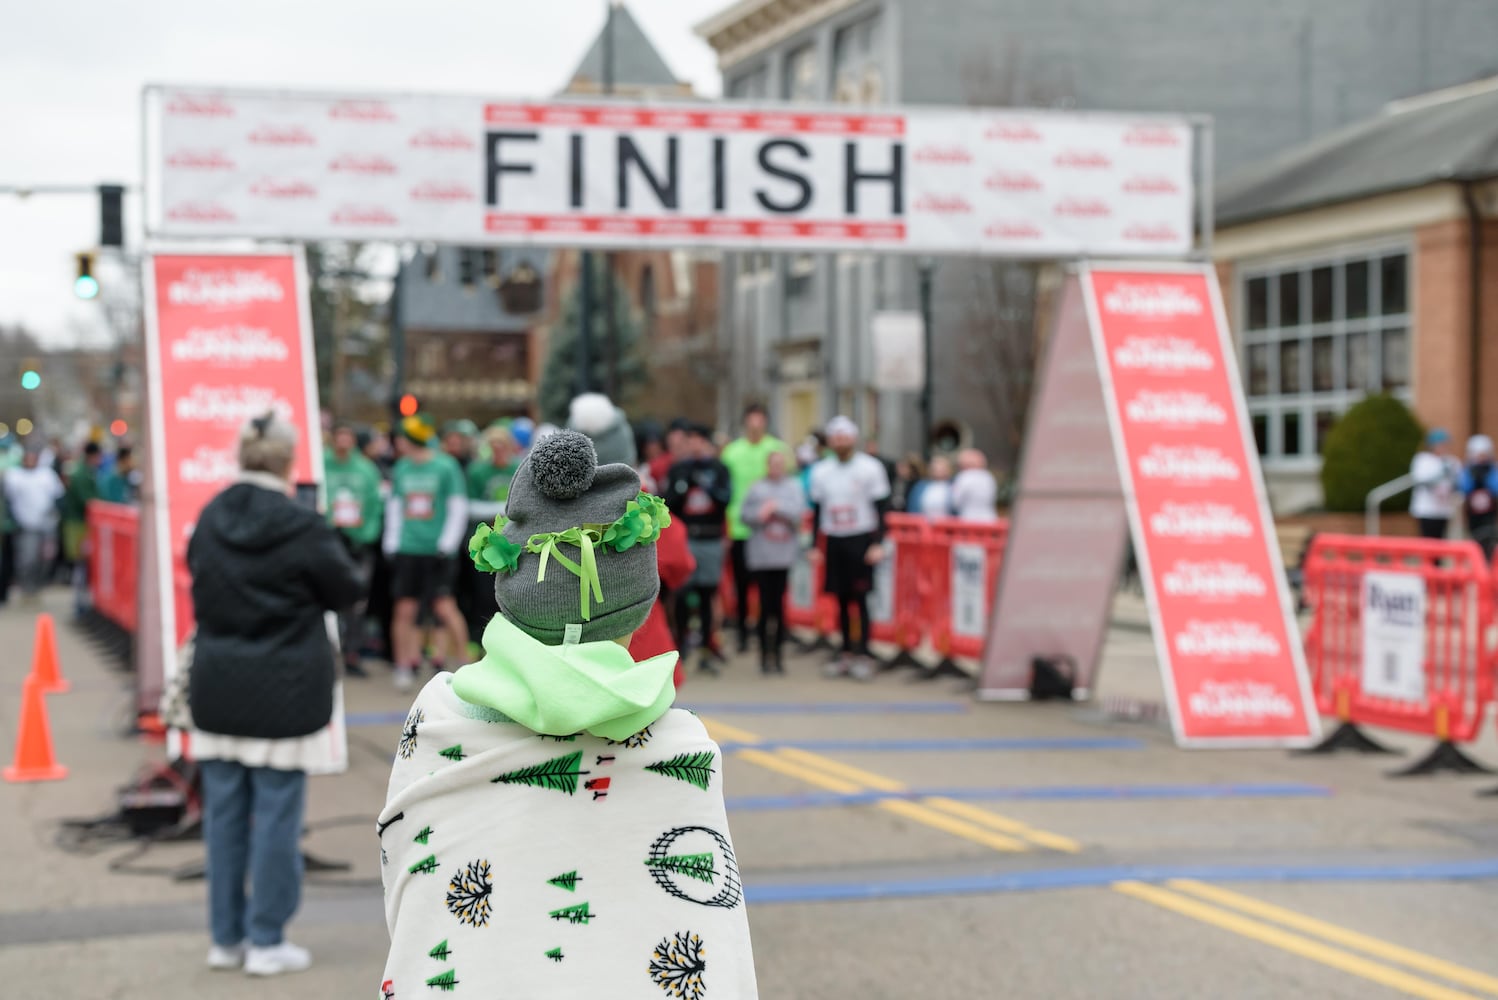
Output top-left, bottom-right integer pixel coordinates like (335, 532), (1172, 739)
(1388, 741), (1493, 778)
(1293, 721), (1402, 757)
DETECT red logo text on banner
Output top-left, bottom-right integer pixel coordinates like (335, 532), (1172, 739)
(1085, 267), (1318, 745)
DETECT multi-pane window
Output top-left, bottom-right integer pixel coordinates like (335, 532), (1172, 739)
(784, 44), (819, 101)
(833, 15), (883, 104)
(1240, 248), (1411, 464)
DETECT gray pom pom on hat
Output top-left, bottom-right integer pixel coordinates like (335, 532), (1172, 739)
(527, 431), (597, 500)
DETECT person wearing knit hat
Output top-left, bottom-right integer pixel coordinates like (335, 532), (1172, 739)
(567, 392), (637, 467)
(385, 413), (470, 691)
(377, 431), (758, 997)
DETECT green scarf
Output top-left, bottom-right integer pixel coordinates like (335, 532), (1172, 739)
(451, 615), (678, 741)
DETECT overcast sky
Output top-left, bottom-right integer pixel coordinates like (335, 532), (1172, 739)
(0, 0), (727, 345)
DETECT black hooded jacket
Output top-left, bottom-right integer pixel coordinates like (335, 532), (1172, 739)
(188, 480), (363, 740)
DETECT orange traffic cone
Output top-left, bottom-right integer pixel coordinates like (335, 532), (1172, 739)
(29, 614), (69, 694)
(3, 676), (68, 783)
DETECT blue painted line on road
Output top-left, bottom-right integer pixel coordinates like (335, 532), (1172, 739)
(744, 857), (1498, 905)
(719, 737), (1146, 753)
(726, 783), (1333, 811)
(346, 701), (970, 728)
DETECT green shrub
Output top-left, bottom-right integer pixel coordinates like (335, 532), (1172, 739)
(1318, 394), (1424, 512)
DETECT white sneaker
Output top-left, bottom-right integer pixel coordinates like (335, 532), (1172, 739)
(822, 653), (853, 679)
(850, 658), (876, 682)
(244, 942), (312, 977)
(393, 665), (416, 692)
(206, 944), (245, 971)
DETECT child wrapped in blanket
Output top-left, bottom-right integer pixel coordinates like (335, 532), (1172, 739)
(377, 430), (758, 998)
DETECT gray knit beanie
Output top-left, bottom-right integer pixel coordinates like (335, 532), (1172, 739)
(478, 431), (661, 645)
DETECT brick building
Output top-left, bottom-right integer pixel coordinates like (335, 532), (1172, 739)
(1214, 78), (1498, 512)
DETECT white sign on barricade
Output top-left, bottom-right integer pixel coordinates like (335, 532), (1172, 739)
(869, 542), (897, 625)
(951, 543), (990, 639)
(789, 550), (814, 613)
(144, 87), (1195, 257)
(1361, 571), (1427, 703)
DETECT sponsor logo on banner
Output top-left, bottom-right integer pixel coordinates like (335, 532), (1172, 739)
(985, 171), (1044, 192)
(912, 145), (973, 164)
(1114, 336), (1214, 372)
(249, 125), (317, 146)
(869, 543), (897, 624)
(1123, 224), (1185, 244)
(166, 150), (235, 170)
(168, 269), (284, 307)
(328, 100), (397, 122)
(1138, 445), (1240, 482)
(331, 206), (399, 226)
(985, 221), (1044, 239)
(950, 543), (990, 639)
(1055, 197), (1111, 218)
(166, 203), (236, 223)
(1360, 572), (1427, 702)
(329, 154), (398, 175)
(984, 122), (1044, 142)
(409, 128), (476, 151)
(1175, 620), (1281, 658)
(1103, 282), (1204, 318)
(251, 179), (318, 199)
(1124, 125), (1183, 147)
(166, 95), (235, 117)
(1149, 502), (1254, 540)
(1123, 176), (1181, 195)
(1054, 149), (1112, 169)
(915, 194), (974, 215)
(178, 445), (241, 485)
(1162, 561), (1267, 599)
(174, 385), (296, 424)
(171, 326), (290, 364)
(1188, 680), (1297, 720)
(410, 182), (477, 202)
(1125, 390), (1228, 425)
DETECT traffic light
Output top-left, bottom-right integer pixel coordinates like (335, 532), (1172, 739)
(74, 252), (99, 299)
(99, 184), (124, 248)
(21, 369), (40, 391)
(458, 249), (477, 287)
(399, 394), (419, 417)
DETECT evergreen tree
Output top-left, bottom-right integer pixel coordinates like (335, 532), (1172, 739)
(538, 255), (648, 423)
(425, 969), (459, 992)
(438, 745), (466, 762)
(414, 826), (433, 845)
(547, 871), (582, 893)
(549, 902), (596, 925)
(429, 940), (452, 961)
(491, 751), (588, 796)
(408, 855), (439, 875)
(646, 852), (717, 885)
(545, 947), (565, 963)
(644, 751), (716, 791)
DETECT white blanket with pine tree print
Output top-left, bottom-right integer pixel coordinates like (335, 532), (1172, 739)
(378, 674), (759, 999)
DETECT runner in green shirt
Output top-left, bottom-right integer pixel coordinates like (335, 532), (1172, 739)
(384, 414), (470, 691)
(719, 403), (788, 652)
(467, 424), (521, 519)
(325, 424), (384, 549)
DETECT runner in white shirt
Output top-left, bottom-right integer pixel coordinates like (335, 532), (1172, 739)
(809, 416), (890, 681)
(951, 448), (1000, 522)
(3, 448), (64, 599)
(1409, 428), (1459, 539)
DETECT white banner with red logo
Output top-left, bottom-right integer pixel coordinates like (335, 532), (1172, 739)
(1084, 263), (1319, 746)
(145, 87), (1195, 257)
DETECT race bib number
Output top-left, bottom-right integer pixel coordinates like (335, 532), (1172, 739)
(405, 492), (435, 521)
(332, 491), (362, 528)
(685, 487), (714, 516)
(830, 505), (858, 529)
(765, 521), (794, 543)
(1473, 491), (1493, 515)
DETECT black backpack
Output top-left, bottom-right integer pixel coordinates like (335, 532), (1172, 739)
(1466, 462), (1495, 522)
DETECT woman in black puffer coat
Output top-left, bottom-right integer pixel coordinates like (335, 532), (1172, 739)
(187, 412), (362, 979)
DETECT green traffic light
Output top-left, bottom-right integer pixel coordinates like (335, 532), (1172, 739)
(21, 370), (40, 391)
(74, 274), (100, 299)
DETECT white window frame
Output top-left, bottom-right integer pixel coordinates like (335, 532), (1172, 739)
(1236, 238), (1414, 473)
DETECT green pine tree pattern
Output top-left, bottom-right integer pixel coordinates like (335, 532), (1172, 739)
(547, 871), (582, 892)
(644, 751), (716, 791)
(408, 854), (439, 875)
(491, 751), (588, 795)
(546, 947), (565, 963)
(429, 940), (452, 961)
(646, 852), (717, 885)
(438, 745), (466, 762)
(425, 968), (459, 992)
(541, 733), (579, 742)
(549, 902), (596, 925)
(415, 826), (434, 845)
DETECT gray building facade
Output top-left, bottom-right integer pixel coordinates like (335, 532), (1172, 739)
(699, 0), (1498, 460)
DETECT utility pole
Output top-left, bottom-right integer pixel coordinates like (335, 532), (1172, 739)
(918, 259), (936, 459)
(602, 0), (620, 399)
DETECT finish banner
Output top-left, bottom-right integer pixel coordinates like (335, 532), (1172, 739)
(981, 263), (1319, 748)
(144, 86), (1195, 257)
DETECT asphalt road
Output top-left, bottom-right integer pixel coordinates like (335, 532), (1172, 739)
(3, 590), (1497, 999)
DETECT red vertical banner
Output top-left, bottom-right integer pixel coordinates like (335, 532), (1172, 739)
(1083, 264), (1319, 746)
(143, 248), (321, 647)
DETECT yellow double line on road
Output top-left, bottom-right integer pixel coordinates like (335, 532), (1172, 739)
(705, 717), (1080, 855)
(705, 715), (1498, 999)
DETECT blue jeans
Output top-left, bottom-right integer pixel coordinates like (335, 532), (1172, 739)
(199, 760), (307, 948)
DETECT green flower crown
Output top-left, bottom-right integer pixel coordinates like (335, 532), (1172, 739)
(468, 491), (671, 622)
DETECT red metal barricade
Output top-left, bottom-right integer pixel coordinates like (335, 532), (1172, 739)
(925, 518), (1010, 661)
(87, 501), (140, 632)
(870, 514), (932, 652)
(1302, 533), (1494, 744)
